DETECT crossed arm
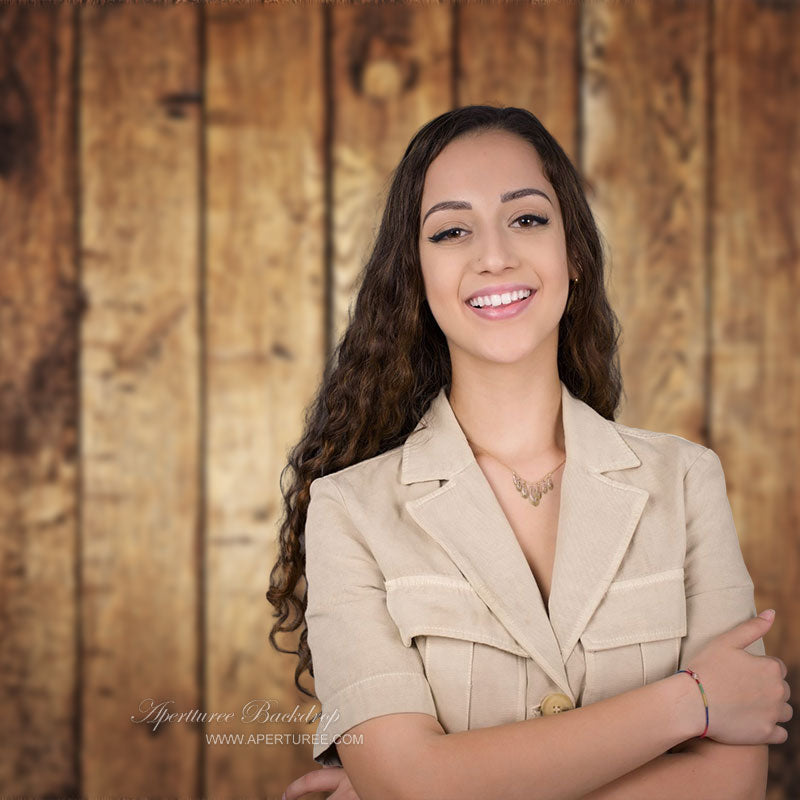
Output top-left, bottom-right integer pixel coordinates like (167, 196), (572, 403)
(331, 688), (768, 800)
(285, 725), (768, 800)
(579, 738), (768, 799)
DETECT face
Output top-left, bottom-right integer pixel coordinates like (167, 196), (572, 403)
(418, 129), (574, 370)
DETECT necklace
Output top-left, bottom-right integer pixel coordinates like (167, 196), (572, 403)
(467, 439), (566, 508)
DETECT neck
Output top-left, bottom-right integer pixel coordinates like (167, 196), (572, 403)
(447, 369), (565, 474)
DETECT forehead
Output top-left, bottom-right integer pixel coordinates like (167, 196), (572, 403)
(421, 130), (549, 200)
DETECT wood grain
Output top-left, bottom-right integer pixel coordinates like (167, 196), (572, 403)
(458, 0), (579, 160)
(79, 4), (201, 795)
(0, 5), (80, 796)
(204, 4), (326, 797)
(329, 2), (453, 345)
(710, 0), (800, 782)
(582, 0), (709, 435)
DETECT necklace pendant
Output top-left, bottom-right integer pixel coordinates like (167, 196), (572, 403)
(509, 462), (563, 509)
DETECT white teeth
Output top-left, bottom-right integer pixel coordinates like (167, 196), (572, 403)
(468, 288), (532, 308)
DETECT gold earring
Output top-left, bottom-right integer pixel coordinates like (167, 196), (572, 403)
(566, 276), (579, 312)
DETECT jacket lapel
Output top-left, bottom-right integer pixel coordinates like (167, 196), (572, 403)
(401, 381), (649, 699)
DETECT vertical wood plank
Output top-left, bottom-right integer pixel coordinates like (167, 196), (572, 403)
(330, 3), (453, 344)
(204, 4), (326, 797)
(582, 0), (709, 434)
(0, 6), (79, 796)
(457, 2), (579, 161)
(711, 1), (800, 784)
(80, 5), (201, 795)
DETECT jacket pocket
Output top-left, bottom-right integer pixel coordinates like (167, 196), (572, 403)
(385, 576), (528, 732)
(580, 568), (687, 705)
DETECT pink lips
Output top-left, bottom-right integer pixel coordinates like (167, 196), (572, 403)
(465, 282), (533, 302)
(465, 289), (536, 320)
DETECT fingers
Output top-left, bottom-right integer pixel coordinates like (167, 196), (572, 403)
(284, 766), (347, 800)
(769, 655), (788, 679)
(766, 724), (789, 746)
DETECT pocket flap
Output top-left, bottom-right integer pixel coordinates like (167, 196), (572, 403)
(581, 568), (687, 650)
(385, 575), (528, 657)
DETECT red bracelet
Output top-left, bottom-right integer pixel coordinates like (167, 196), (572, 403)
(675, 667), (709, 738)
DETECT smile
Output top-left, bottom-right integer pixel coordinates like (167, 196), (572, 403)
(468, 288), (532, 308)
(465, 289), (536, 320)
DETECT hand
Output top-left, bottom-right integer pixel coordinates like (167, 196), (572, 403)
(685, 609), (792, 745)
(283, 765), (362, 800)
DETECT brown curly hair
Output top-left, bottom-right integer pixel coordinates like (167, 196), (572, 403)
(266, 104), (623, 697)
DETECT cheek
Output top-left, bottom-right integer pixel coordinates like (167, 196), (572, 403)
(420, 259), (459, 314)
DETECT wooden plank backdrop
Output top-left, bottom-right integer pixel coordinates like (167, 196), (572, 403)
(0, 1), (797, 798)
(80, 4), (202, 797)
(204, 4), (326, 797)
(0, 4), (80, 796)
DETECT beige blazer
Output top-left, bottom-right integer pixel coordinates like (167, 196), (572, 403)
(304, 381), (765, 767)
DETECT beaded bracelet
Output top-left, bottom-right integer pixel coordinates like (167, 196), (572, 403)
(675, 667), (709, 738)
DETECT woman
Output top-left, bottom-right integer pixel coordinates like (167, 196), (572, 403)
(268, 105), (791, 800)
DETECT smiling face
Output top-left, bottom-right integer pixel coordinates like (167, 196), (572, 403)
(418, 129), (575, 372)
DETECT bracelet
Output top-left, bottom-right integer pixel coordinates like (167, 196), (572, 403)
(675, 667), (709, 739)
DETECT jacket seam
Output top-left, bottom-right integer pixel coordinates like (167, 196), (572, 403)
(398, 626), (525, 654)
(385, 575), (473, 591)
(683, 444), (712, 483)
(326, 476), (375, 554)
(336, 670), (428, 691)
(685, 583), (754, 600)
(328, 475), (353, 517)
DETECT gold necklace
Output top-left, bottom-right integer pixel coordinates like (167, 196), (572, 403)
(468, 439), (566, 508)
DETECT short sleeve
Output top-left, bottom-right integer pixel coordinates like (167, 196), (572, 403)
(304, 476), (437, 767)
(678, 447), (766, 671)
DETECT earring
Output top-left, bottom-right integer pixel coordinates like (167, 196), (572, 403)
(566, 276), (579, 313)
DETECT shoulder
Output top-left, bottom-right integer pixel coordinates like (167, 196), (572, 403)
(609, 419), (710, 477)
(309, 442), (407, 505)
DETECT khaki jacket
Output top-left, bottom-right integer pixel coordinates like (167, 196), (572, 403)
(304, 381), (764, 767)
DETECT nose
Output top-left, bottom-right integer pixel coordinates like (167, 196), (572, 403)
(474, 225), (520, 272)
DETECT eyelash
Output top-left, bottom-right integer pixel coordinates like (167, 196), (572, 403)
(426, 213), (550, 243)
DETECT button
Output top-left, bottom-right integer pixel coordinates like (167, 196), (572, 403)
(540, 692), (574, 715)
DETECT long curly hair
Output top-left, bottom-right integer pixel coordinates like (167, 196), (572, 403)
(267, 105), (623, 697)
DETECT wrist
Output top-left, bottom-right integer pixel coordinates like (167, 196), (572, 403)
(660, 671), (708, 743)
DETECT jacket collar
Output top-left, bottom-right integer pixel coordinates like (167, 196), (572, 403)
(400, 381), (649, 701)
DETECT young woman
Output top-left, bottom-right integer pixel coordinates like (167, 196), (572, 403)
(268, 105), (791, 800)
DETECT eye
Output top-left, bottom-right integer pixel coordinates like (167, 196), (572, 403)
(512, 213), (550, 228)
(427, 226), (467, 243)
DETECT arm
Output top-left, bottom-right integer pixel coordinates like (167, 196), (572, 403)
(580, 741), (768, 800)
(337, 673), (707, 800)
(303, 476), (438, 770)
(577, 446), (771, 800)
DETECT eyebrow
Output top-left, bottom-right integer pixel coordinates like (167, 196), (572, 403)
(422, 187), (553, 225)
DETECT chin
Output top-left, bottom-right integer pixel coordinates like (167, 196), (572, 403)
(472, 343), (541, 366)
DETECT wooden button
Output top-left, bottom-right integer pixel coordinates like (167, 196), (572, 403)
(540, 692), (574, 715)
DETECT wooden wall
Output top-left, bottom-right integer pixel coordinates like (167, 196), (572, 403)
(0, 1), (797, 797)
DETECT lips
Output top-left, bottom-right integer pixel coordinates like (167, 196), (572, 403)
(467, 287), (532, 309)
(465, 282), (535, 303)
(466, 289), (536, 320)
